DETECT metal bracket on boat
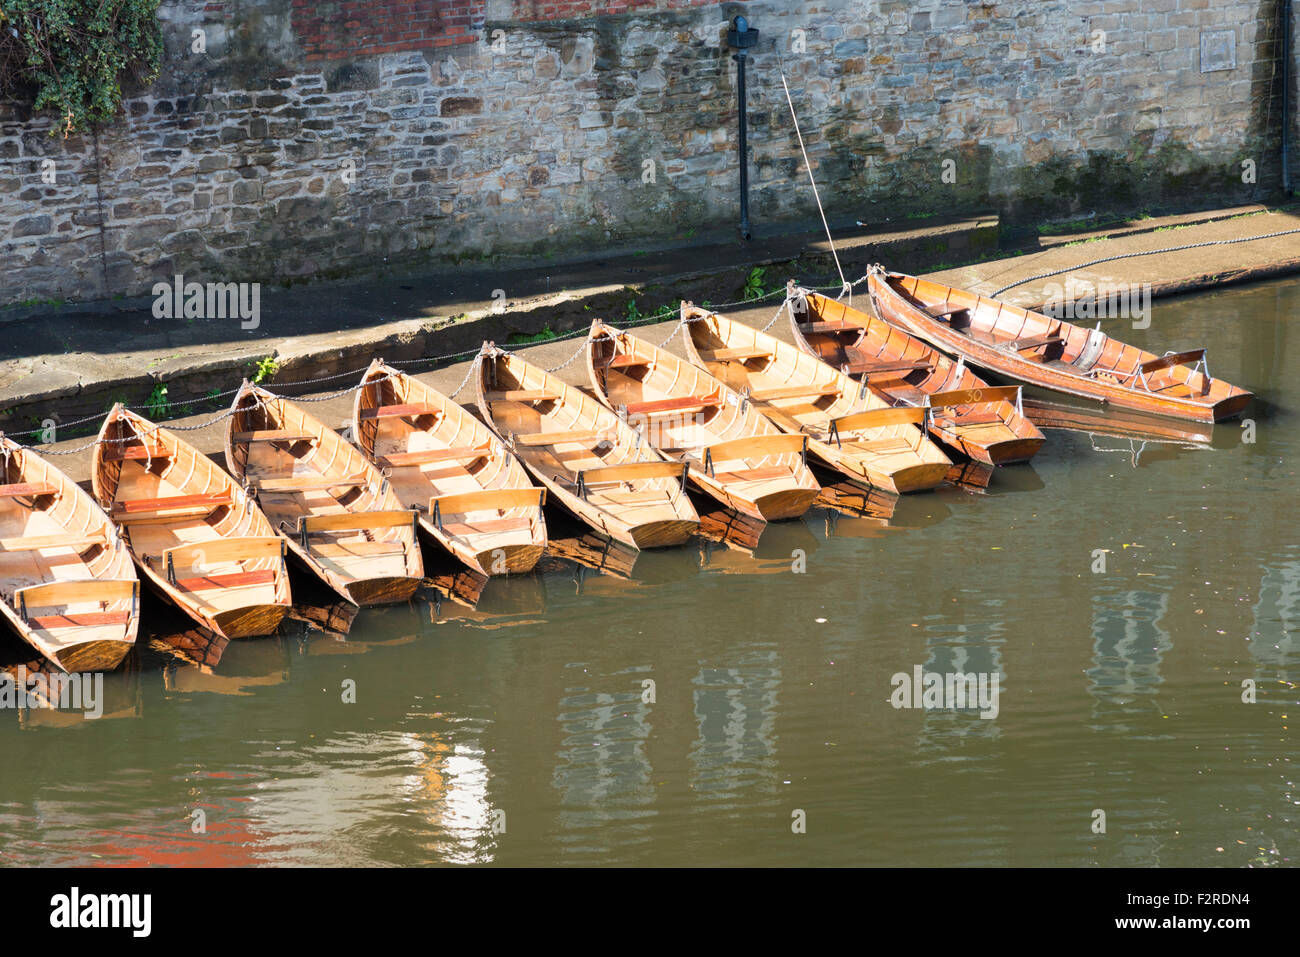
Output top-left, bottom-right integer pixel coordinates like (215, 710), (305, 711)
(738, 386), (751, 414)
(857, 377), (870, 404)
(431, 497), (443, 529)
(165, 551), (177, 585)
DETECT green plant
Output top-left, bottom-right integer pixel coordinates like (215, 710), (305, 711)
(625, 299), (644, 322)
(740, 266), (768, 300)
(144, 383), (169, 419)
(0, 1), (164, 136)
(506, 326), (558, 345)
(205, 387), (222, 408)
(250, 356), (279, 384)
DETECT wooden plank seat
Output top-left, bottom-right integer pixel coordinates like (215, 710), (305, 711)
(607, 354), (651, 369)
(440, 517), (534, 536)
(801, 320), (863, 333)
(298, 509), (417, 549)
(928, 386), (1021, 408)
(312, 540), (406, 558)
(0, 482), (57, 499)
(932, 412), (1005, 428)
(712, 465), (791, 484)
(376, 444), (492, 468)
(429, 487), (545, 530)
(573, 461), (688, 498)
(15, 579), (137, 623)
(513, 430), (614, 447)
(250, 474), (370, 493)
(828, 407), (926, 444)
(161, 537), (284, 584)
(0, 531), (106, 552)
(1003, 332), (1064, 352)
(925, 303), (971, 321)
(359, 403), (441, 420)
(845, 357), (933, 377)
(174, 569), (277, 592)
(102, 443), (171, 462)
(112, 492), (232, 522)
(699, 346), (772, 363)
(231, 430), (316, 444)
(748, 384), (841, 402)
(624, 393), (722, 416)
(487, 389), (563, 403)
(698, 434), (806, 477)
(30, 611), (131, 630)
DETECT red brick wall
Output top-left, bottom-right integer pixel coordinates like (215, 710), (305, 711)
(292, 0), (486, 60)
(512, 0), (746, 19)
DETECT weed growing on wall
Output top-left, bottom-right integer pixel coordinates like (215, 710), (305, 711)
(0, 0), (162, 135)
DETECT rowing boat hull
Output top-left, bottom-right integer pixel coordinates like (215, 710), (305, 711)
(868, 271), (1253, 423)
(789, 287), (1045, 465)
(0, 437), (140, 672)
(91, 407), (292, 642)
(475, 345), (700, 550)
(225, 384), (424, 607)
(352, 360), (546, 577)
(680, 304), (951, 494)
(585, 320), (821, 522)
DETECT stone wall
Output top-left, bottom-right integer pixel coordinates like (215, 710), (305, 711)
(0, 0), (1287, 307)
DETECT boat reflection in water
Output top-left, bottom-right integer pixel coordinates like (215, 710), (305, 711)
(161, 635), (291, 697)
(1023, 398), (1214, 468)
(1086, 590), (1173, 738)
(0, 645), (144, 728)
(813, 479), (952, 539)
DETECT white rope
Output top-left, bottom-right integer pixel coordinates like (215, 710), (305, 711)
(777, 50), (849, 301)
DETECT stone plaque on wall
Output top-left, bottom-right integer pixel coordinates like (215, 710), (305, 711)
(1200, 29), (1236, 73)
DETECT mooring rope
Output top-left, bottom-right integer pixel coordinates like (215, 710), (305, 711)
(990, 226), (1300, 298)
(776, 49), (850, 301)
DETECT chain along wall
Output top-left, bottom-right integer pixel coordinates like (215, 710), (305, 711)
(0, 0), (1284, 307)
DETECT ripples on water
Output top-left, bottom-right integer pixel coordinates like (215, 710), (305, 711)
(0, 280), (1297, 867)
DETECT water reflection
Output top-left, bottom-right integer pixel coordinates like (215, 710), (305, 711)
(690, 648), (781, 800)
(1086, 590), (1173, 737)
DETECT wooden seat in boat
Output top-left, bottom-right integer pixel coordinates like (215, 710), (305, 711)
(514, 430), (613, 446)
(231, 430), (316, 444)
(1003, 332), (1063, 352)
(0, 482), (57, 499)
(102, 442), (170, 462)
(250, 474), (370, 493)
(487, 389), (563, 402)
(625, 393), (722, 416)
(748, 384), (841, 402)
(0, 531), (107, 552)
(111, 492), (233, 521)
(358, 403), (440, 420)
(698, 346), (772, 363)
(375, 445), (492, 468)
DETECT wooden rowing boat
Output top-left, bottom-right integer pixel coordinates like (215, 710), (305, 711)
(866, 269), (1254, 423)
(475, 343), (700, 549)
(788, 285), (1045, 465)
(352, 361), (546, 576)
(0, 436), (139, 671)
(585, 319), (822, 522)
(92, 405), (291, 640)
(225, 382), (424, 606)
(680, 303), (951, 493)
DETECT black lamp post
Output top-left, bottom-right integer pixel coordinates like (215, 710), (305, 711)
(727, 15), (759, 240)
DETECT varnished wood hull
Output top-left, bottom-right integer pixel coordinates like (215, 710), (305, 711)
(353, 361), (547, 577)
(789, 287), (1045, 466)
(586, 320), (822, 524)
(93, 406), (294, 644)
(226, 383), (423, 605)
(475, 345), (700, 551)
(869, 271), (1253, 423)
(681, 305), (950, 495)
(344, 575), (422, 606)
(0, 436), (141, 672)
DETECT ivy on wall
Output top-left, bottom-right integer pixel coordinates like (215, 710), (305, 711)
(0, 0), (162, 136)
